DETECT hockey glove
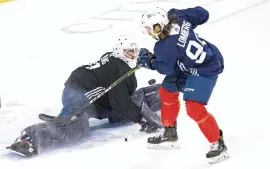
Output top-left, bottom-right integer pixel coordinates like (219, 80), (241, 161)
(137, 48), (156, 70)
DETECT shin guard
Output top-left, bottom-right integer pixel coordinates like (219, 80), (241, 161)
(159, 86), (180, 127)
(185, 100), (220, 143)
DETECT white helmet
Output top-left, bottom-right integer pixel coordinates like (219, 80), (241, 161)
(113, 34), (139, 68)
(141, 7), (169, 41)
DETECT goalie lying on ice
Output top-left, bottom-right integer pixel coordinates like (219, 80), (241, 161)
(7, 35), (162, 157)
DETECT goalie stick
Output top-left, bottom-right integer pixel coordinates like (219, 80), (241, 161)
(38, 65), (141, 124)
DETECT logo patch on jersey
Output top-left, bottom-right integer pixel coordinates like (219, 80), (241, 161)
(169, 24), (180, 35)
(184, 88), (195, 92)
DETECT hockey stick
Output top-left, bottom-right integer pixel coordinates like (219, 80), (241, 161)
(38, 66), (141, 124)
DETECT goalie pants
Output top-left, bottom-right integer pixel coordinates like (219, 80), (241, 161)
(160, 74), (220, 143)
(23, 84), (161, 153)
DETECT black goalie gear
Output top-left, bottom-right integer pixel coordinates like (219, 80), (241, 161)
(6, 132), (37, 157)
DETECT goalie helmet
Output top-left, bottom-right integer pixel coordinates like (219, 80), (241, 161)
(140, 7), (169, 41)
(113, 34), (139, 68)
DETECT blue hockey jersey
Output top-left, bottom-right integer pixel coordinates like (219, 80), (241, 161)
(151, 6), (224, 77)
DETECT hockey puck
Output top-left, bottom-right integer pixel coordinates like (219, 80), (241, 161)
(148, 79), (156, 85)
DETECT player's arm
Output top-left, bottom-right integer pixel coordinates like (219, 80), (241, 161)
(168, 6), (209, 28)
(137, 47), (177, 75)
(151, 44), (178, 75)
(151, 56), (176, 75)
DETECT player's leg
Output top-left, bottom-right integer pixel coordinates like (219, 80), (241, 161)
(6, 112), (90, 157)
(142, 83), (161, 112)
(131, 84), (163, 133)
(183, 75), (228, 163)
(147, 74), (186, 148)
(132, 84), (161, 108)
(90, 103), (125, 124)
(60, 87), (112, 122)
(142, 83), (161, 126)
(59, 87), (98, 117)
(7, 87), (93, 156)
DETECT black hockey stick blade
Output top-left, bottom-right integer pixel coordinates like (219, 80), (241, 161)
(38, 66), (140, 123)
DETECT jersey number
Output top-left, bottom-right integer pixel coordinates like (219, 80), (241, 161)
(186, 40), (206, 64)
(86, 52), (111, 70)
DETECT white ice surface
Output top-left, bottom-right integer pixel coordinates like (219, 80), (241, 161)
(0, 0), (270, 169)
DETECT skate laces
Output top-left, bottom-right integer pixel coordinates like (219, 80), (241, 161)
(210, 140), (219, 151)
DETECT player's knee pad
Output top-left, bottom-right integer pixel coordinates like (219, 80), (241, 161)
(159, 86), (180, 126)
(185, 100), (209, 123)
(159, 86), (179, 103)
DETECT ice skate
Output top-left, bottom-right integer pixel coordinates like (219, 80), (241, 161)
(147, 123), (179, 150)
(139, 118), (159, 133)
(206, 130), (229, 164)
(6, 132), (37, 157)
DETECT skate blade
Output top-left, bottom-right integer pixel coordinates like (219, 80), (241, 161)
(147, 141), (180, 150)
(6, 147), (26, 157)
(209, 150), (229, 164)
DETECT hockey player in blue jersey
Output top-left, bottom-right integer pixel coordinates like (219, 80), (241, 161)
(137, 6), (228, 163)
